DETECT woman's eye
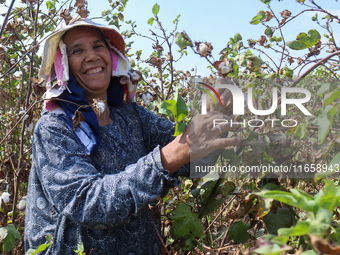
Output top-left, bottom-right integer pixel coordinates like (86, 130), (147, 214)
(94, 44), (105, 49)
(70, 49), (83, 55)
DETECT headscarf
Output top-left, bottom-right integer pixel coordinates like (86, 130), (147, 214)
(38, 16), (141, 154)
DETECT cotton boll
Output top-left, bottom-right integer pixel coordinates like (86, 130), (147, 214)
(17, 197), (27, 211)
(27, 122), (34, 132)
(96, 102), (105, 114)
(1, 192), (10, 203)
(198, 43), (209, 56)
(221, 66), (231, 74)
(92, 99), (106, 115)
(142, 93), (153, 105)
(13, 71), (22, 78)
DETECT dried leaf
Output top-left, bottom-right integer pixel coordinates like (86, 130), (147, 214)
(72, 110), (85, 130)
(264, 11), (273, 22)
(280, 10), (292, 19)
(248, 39), (256, 48)
(76, 8), (89, 18)
(74, 0), (86, 7)
(29, 77), (44, 86)
(288, 57), (295, 65)
(258, 35), (268, 46)
(152, 44), (164, 52)
(0, 44), (7, 59)
(310, 235), (340, 255)
(280, 17), (287, 27)
(0, 88), (8, 110)
(228, 194), (258, 219)
(60, 9), (72, 25)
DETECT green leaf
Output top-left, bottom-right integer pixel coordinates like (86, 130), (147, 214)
(159, 100), (176, 117)
(256, 189), (317, 213)
(293, 122), (307, 139)
(147, 17), (155, 26)
(173, 14), (181, 24)
(238, 54), (247, 66)
(25, 234), (53, 255)
(263, 207), (296, 235)
(278, 220), (310, 236)
(46, 0), (55, 10)
(317, 105), (337, 144)
(152, 3), (160, 16)
(246, 55), (263, 72)
(270, 36), (282, 43)
(0, 224), (21, 252)
(158, 86), (188, 123)
(228, 221), (251, 244)
(314, 180), (340, 211)
(265, 27), (274, 37)
(200, 182), (236, 217)
(330, 152), (340, 173)
(287, 29), (321, 50)
(118, 13), (124, 21)
(169, 203), (203, 238)
(261, 0), (272, 3)
(74, 242), (85, 254)
(174, 88), (189, 122)
(253, 243), (291, 255)
(250, 10), (266, 25)
(316, 83), (330, 96)
(174, 122), (186, 136)
(234, 33), (242, 42)
(312, 13), (318, 21)
(283, 67), (293, 78)
(323, 91), (340, 109)
(175, 32), (193, 50)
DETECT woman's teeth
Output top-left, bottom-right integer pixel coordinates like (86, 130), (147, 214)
(86, 67), (103, 74)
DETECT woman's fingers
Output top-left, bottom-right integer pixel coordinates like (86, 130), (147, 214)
(210, 136), (241, 150)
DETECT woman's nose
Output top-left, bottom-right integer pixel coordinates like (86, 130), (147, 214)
(85, 48), (99, 62)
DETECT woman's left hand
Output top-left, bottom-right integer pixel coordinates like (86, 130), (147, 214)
(160, 111), (240, 175)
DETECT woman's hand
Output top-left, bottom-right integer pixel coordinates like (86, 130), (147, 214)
(160, 111), (240, 175)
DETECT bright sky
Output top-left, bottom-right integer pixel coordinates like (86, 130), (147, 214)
(89, 0), (340, 77)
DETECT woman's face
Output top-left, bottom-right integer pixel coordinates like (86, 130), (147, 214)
(63, 26), (112, 99)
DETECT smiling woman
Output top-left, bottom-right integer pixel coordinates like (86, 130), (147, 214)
(24, 17), (240, 255)
(63, 27), (114, 126)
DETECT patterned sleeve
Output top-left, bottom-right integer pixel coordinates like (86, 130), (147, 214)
(31, 114), (181, 229)
(132, 103), (190, 177)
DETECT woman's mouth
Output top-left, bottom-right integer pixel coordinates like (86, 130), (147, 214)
(85, 67), (103, 75)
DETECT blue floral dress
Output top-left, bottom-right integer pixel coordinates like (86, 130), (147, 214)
(25, 102), (189, 254)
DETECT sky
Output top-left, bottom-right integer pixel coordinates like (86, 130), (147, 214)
(0, 0), (339, 77)
(88, 0), (340, 77)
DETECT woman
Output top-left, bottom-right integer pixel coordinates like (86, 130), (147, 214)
(25, 17), (239, 254)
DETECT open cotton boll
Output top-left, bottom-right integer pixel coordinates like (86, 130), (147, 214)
(142, 93), (153, 105)
(1, 192), (10, 205)
(92, 99), (106, 115)
(221, 66), (231, 74)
